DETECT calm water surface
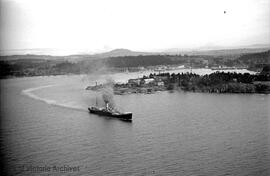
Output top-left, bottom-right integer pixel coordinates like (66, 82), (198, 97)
(1, 70), (269, 176)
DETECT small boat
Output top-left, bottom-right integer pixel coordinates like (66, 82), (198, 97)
(88, 103), (132, 121)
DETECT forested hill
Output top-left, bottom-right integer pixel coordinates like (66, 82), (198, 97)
(0, 50), (269, 78)
(104, 55), (192, 67)
(103, 50), (270, 68)
(237, 50), (270, 70)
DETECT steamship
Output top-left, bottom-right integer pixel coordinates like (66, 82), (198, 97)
(88, 103), (132, 121)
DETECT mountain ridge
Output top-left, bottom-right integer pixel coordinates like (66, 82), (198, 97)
(1, 46), (270, 61)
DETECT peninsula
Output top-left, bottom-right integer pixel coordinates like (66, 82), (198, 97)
(86, 66), (270, 94)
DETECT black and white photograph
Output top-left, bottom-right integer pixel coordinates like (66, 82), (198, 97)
(0, 0), (269, 175)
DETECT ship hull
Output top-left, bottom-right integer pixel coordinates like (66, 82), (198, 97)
(88, 107), (132, 120)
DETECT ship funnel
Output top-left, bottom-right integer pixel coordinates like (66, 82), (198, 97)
(101, 84), (115, 109)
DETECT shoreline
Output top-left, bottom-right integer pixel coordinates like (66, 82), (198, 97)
(86, 71), (270, 94)
(87, 84), (270, 95)
(0, 68), (258, 80)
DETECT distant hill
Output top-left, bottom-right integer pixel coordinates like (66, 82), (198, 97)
(188, 48), (270, 56)
(0, 49), (154, 62)
(237, 50), (270, 71)
(1, 47), (269, 62)
(238, 50), (270, 64)
(163, 47), (270, 57)
(0, 54), (65, 61)
(92, 49), (153, 58)
(63, 49), (154, 62)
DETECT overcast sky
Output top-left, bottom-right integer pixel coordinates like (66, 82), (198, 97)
(0, 0), (269, 54)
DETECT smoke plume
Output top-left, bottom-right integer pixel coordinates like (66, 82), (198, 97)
(101, 77), (115, 109)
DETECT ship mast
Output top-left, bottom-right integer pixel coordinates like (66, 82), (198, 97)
(95, 81), (98, 106)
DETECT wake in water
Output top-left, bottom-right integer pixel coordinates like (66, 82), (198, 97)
(22, 85), (87, 112)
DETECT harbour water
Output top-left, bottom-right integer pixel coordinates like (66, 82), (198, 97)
(1, 69), (269, 175)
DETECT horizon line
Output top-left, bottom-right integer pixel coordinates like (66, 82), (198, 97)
(1, 44), (270, 57)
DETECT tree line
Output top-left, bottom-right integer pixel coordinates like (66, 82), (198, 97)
(148, 71), (270, 93)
